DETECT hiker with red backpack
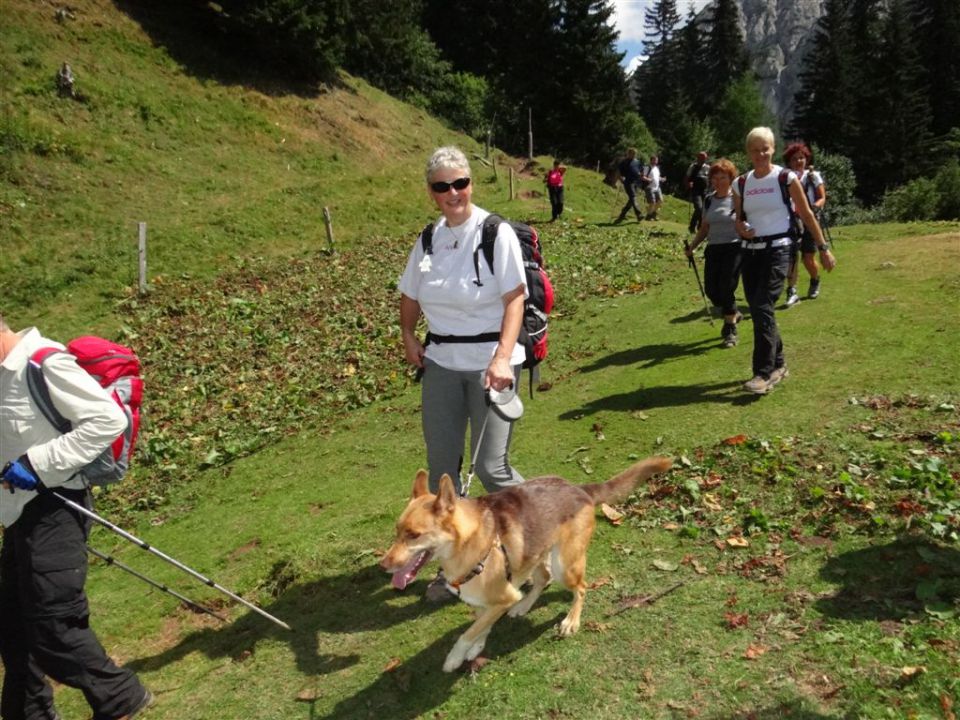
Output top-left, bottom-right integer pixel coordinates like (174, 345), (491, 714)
(0, 316), (153, 720)
(400, 146), (536, 601)
(733, 127), (836, 395)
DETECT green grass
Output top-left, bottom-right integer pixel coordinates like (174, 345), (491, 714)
(2, 1), (960, 718)
(40, 228), (958, 720)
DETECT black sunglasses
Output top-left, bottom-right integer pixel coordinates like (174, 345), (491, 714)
(430, 177), (471, 193)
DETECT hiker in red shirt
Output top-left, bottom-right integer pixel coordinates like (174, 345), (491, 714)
(545, 159), (566, 222)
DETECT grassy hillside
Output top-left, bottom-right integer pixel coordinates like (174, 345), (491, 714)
(2, 2), (959, 719)
(0, 0), (626, 336)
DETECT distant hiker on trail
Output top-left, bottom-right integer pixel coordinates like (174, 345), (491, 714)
(685, 158), (744, 348)
(56, 62), (75, 98)
(685, 151), (711, 233)
(733, 127), (835, 395)
(783, 143), (827, 307)
(545, 159), (567, 222)
(614, 148), (644, 223)
(642, 155), (664, 220)
(0, 314), (155, 720)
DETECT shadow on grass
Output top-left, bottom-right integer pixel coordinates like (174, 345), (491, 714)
(128, 562), (447, 678)
(704, 700), (835, 719)
(815, 536), (960, 621)
(111, 0), (328, 96)
(317, 609), (562, 719)
(578, 337), (717, 373)
(559, 379), (760, 418)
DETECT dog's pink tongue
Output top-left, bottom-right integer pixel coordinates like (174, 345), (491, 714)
(391, 550), (430, 590)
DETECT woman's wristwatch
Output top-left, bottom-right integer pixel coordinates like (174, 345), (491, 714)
(817, 243), (830, 251)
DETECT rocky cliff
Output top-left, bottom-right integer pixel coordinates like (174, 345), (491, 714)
(735, 0), (826, 127)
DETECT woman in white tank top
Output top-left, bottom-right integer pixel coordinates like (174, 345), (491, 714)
(731, 127), (836, 394)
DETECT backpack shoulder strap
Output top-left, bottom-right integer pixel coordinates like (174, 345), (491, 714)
(778, 170), (793, 210)
(420, 223), (435, 255)
(26, 349), (73, 434)
(476, 214), (501, 279)
(737, 175), (747, 220)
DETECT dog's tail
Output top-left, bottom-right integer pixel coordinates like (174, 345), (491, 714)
(581, 456), (672, 506)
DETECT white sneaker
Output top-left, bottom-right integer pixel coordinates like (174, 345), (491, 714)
(769, 366), (789, 386)
(743, 375), (772, 394)
(784, 288), (800, 307)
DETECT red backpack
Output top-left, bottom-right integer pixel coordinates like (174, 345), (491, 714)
(27, 336), (142, 485)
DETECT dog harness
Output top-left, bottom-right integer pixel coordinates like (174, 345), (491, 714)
(444, 538), (513, 596)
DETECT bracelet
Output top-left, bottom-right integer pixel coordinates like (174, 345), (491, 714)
(817, 244), (829, 251)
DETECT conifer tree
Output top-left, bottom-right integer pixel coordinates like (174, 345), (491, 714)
(790, 0), (856, 156)
(643, 0), (681, 52)
(857, 0), (931, 197)
(705, 0), (747, 107)
(909, 0), (960, 139)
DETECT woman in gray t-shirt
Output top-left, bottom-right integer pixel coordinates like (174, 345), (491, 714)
(684, 158), (744, 347)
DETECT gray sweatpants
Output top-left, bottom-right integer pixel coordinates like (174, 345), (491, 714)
(421, 359), (525, 495)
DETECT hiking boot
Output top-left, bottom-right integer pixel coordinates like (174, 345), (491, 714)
(119, 689), (155, 719)
(424, 571), (456, 603)
(743, 375), (772, 394)
(769, 366), (789, 386)
(722, 323), (738, 348)
(784, 287), (800, 308)
(808, 277), (821, 299)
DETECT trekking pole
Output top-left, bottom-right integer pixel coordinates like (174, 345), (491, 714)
(683, 238), (714, 326)
(52, 492), (292, 631)
(87, 546), (228, 623)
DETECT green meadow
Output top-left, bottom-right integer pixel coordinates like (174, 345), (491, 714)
(2, 2), (958, 718)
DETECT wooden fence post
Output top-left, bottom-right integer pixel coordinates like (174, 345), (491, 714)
(509, 167), (515, 200)
(322, 207), (335, 254)
(138, 222), (147, 295)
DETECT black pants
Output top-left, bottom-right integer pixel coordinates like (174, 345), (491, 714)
(617, 182), (642, 221)
(0, 489), (145, 720)
(740, 245), (790, 379)
(688, 193), (705, 233)
(703, 243), (742, 316)
(548, 185), (564, 220)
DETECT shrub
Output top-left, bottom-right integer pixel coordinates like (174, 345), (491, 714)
(933, 158), (960, 219)
(880, 176), (939, 222)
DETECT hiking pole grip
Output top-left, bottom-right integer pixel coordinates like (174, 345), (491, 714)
(52, 492), (292, 631)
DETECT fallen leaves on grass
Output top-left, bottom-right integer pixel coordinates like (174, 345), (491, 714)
(601, 503), (624, 525)
(722, 434), (748, 445)
(724, 612), (749, 629)
(743, 643), (768, 660)
(383, 658), (402, 672)
(726, 536), (750, 548)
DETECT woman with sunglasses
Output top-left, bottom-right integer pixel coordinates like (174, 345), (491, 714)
(399, 146), (527, 496)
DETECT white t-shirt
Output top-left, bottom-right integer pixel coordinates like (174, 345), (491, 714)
(399, 206), (528, 371)
(646, 165), (661, 191)
(734, 165), (798, 237)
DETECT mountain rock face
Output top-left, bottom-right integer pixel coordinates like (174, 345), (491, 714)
(736, 0), (826, 127)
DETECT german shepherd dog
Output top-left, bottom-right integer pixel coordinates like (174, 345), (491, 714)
(380, 456), (672, 672)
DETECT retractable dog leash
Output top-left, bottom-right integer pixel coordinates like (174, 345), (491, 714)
(460, 385), (523, 498)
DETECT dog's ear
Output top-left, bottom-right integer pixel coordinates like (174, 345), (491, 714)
(434, 473), (458, 515)
(411, 469), (430, 499)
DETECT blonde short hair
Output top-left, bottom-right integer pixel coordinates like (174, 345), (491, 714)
(425, 146), (470, 183)
(745, 126), (775, 150)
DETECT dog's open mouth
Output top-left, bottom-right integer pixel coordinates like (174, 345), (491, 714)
(390, 550), (432, 590)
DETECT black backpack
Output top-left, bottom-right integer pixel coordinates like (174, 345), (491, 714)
(419, 214), (554, 392)
(737, 169), (802, 240)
